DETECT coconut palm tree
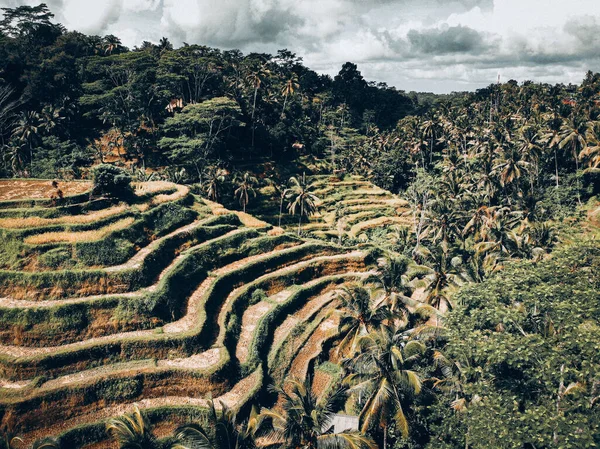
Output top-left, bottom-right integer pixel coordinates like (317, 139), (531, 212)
(11, 110), (40, 169)
(266, 179), (290, 227)
(173, 399), (260, 449)
(582, 121), (600, 168)
(204, 167), (227, 202)
(367, 255), (413, 318)
(102, 35), (123, 55)
(30, 438), (60, 449)
(106, 405), (159, 449)
(416, 245), (469, 312)
(246, 63), (271, 148)
(343, 325), (424, 445)
(234, 172), (257, 213)
(559, 116), (588, 173)
(336, 283), (391, 356)
(0, 430), (22, 449)
(260, 378), (376, 449)
(280, 74), (299, 117)
(287, 173), (319, 236)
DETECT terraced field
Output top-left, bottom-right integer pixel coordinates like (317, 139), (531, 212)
(0, 179), (382, 448)
(275, 175), (413, 241)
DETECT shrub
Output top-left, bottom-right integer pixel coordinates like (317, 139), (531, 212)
(91, 164), (133, 199)
(75, 238), (136, 266)
(39, 247), (75, 269)
(96, 377), (143, 401)
(146, 202), (197, 236)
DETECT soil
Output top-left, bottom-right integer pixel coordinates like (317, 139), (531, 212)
(0, 180), (91, 201)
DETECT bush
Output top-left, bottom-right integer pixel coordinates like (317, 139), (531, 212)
(97, 377), (142, 401)
(39, 247), (75, 269)
(91, 164), (133, 199)
(75, 238), (136, 266)
(146, 202), (197, 236)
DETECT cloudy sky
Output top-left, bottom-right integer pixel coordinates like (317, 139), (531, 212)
(3, 0), (600, 92)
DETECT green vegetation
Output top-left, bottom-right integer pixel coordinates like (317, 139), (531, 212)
(1, 3), (600, 449)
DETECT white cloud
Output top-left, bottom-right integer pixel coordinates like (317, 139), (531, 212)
(60, 0), (123, 34)
(3, 0), (600, 92)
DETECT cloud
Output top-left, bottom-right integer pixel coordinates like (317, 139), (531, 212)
(160, 0), (298, 47)
(3, 0), (600, 92)
(407, 25), (494, 55)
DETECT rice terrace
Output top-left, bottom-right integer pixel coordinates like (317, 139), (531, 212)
(1, 2), (600, 449)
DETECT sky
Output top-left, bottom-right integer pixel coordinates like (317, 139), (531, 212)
(2, 0), (600, 93)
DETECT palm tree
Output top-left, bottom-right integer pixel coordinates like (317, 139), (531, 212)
(540, 114), (563, 187)
(0, 83), (20, 144)
(280, 74), (299, 117)
(246, 63), (271, 148)
(260, 378), (376, 449)
(415, 245), (468, 312)
(558, 116), (587, 204)
(11, 110), (40, 169)
(0, 430), (22, 449)
(39, 106), (62, 135)
(102, 35), (123, 55)
(336, 283), (391, 356)
(173, 399), (260, 449)
(266, 179), (290, 227)
(204, 167), (227, 202)
(30, 438), (60, 449)
(287, 173), (319, 236)
(368, 255), (413, 318)
(559, 116), (587, 173)
(234, 172), (257, 213)
(343, 325), (424, 445)
(582, 121), (600, 168)
(106, 405), (159, 449)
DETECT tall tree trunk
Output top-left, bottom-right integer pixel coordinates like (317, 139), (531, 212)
(298, 202), (303, 236)
(383, 425), (387, 449)
(554, 147), (559, 187)
(251, 87), (258, 148)
(281, 92), (288, 118)
(278, 195), (284, 227)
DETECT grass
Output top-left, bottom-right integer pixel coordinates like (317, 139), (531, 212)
(24, 217), (136, 245)
(150, 185), (189, 205)
(349, 216), (413, 237)
(0, 205), (128, 229)
(204, 199), (270, 228)
(0, 180), (92, 201)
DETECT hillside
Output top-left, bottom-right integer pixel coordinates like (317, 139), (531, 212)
(0, 179), (390, 448)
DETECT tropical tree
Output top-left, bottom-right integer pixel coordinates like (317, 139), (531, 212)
(343, 325), (424, 445)
(581, 121), (600, 168)
(0, 430), (22, 449)
(234, 172), (258, 212)
(173, 399), (260, 449)
(287, 173), (319, 236)
(259, 378), (376, 449)
(280, 74), (299, 117)
(368, 255), (413, 317)
(106, 405), (159, 449)
(336, 283), (391, 355)
(102, 35), (123, 55)
(204, 167), (226, 202)
(30, 438), (60, 449)
(11, 110), (40, 169)
(245, 63), (271, 148)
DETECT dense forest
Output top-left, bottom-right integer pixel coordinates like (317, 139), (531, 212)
(1, 3), (600, 449)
